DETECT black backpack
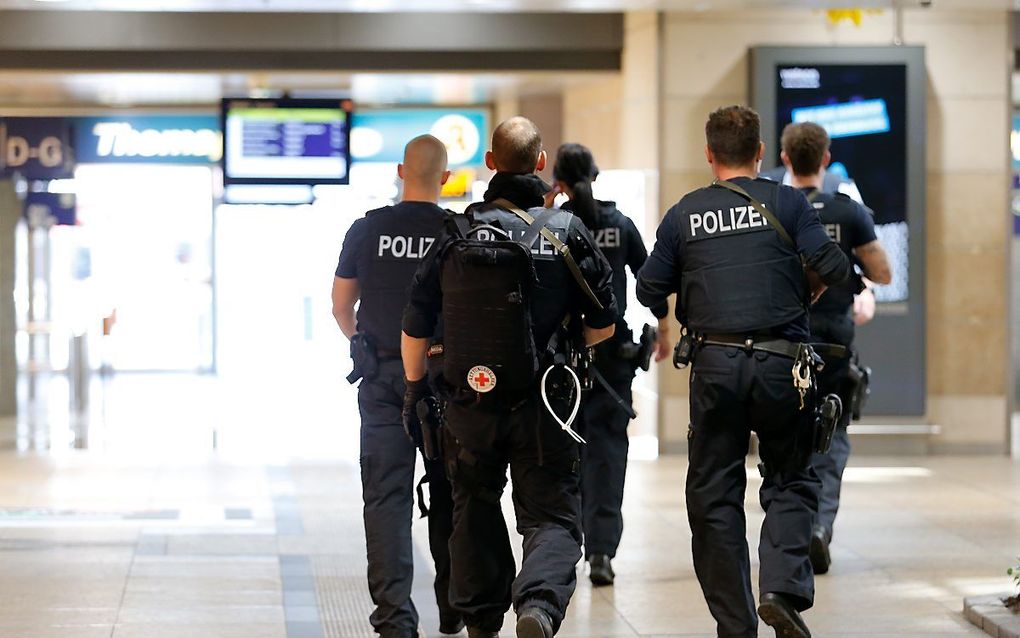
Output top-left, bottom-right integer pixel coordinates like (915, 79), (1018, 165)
(439, 213), (541, 401)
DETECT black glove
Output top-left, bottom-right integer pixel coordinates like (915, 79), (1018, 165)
(402, 377), (432, 445)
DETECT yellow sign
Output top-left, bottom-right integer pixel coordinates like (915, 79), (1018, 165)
(826, 9), (883, 27)
(441, 168), (475, 199)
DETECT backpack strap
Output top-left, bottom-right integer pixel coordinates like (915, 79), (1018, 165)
(449, 212), (473, 239)
(492, 198), (604, 311)
(713, 180), (796, 250)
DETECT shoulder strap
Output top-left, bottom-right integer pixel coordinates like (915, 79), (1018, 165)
(492, 198), (604, 311)
(805, 188), (821, 204)
(450, 212), (472, 239)
(713, 180), (796, 251)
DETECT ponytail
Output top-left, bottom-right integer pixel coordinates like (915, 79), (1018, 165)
(553, 143), (601, 227)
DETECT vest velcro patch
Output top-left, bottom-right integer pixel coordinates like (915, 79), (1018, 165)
(682, 206), (771, 242)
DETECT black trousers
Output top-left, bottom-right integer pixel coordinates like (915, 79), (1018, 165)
(358, 359), (457, 638)
(687, 346), (820, 638)
(577, 355), (635, 559)
(810, 352), (854, 540)
(442, 394), (582, 634)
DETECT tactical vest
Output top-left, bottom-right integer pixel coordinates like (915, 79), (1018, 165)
(357, 202), (445, 352)
(678, 181), (807, 334)
(808, 190), (858, 317)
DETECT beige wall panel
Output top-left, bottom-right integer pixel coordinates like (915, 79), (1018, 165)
(904, 19), (1008, 99)
(927, 97), (1009, 174)
(662, 96), (744, 172)
(662, 10), (895, 99)
(928, 395), (1008, 450)
(927, 172), (1013, 247)
(660, 171), (713, 211)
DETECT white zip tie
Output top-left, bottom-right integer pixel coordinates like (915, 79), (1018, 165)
(540, 364), (586, 445)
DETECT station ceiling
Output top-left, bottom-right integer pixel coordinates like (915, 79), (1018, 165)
(0, 0), (1012, 11)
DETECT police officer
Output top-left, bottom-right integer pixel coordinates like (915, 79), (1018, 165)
(779, 122), (892, 575)
(401, 117), (618, 638)
(331, 135), (462, 638)
(550, 143), (671, 587)
(636, 106), (851, 638)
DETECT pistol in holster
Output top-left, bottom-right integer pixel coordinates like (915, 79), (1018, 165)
(619, 323), (658, 372)
(346, 333), (379, 385)
(847, 357), (872, 421)
(813, 393), (843, 455)
(416, 396), (443, 461)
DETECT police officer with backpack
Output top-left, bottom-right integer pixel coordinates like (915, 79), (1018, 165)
(332, 135), (462, 638)
(401, 117), (617, 638)
(550, 143), (672, 587)
(779, 122), (892, 575)
(636, 106), (851, 638)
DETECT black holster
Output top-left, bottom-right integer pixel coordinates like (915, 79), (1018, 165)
(346, 333), (379, 385)
(847, 357), (872, 421)
(416, 396), (443, 462)
(619, 323), (657, 372)
(814, 393), (843, 454)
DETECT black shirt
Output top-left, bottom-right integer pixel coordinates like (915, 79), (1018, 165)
(336, 200), (446, 351)
(802, 188), (878, 317)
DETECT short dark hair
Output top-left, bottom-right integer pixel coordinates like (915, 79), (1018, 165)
(705, 106), (761, 168)
(491, 116), (543, 173)
(781, 122), (830, 177)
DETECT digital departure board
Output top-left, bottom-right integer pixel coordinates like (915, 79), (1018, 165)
(221, 98), (353, 185)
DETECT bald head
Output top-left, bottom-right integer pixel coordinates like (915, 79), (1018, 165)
(489, 116), (543, 174)
(400, 134), (449, 186)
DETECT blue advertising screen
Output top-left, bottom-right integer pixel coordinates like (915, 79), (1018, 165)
(776, 64), (909, 302)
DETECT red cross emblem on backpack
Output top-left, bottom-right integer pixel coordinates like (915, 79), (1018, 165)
(467, 366), (497, 393)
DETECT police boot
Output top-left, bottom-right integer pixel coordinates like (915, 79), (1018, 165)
(757, 593), (811, 638)
(467, 626), (499, 638)
(516, 607), (554, 638)
(809, 524), (831, 575)
(588, 554), (615, 587)
(440, 616), (466, 635)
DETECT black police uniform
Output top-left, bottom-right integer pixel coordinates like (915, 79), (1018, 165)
(802, 188), (878, 544)
(335, 200), (458, 638)
(562, 199), (668, 562)
(402, 172), (617, 635)
(636, 177), (850, 638)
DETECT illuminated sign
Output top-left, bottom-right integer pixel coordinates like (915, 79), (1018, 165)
(792, 99), (890, 139)
(350, 109), (488, 166)
(0, 118), (73, 179)
(74, 116), (221, 164)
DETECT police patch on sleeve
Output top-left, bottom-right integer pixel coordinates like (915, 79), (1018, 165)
(467, 365), (497, 393)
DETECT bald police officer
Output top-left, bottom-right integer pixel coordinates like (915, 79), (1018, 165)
(332, 135), (462, 638)
(402, 117), (617, 638)
(637, 106), (851, 638)
(780, 122), (892, 574)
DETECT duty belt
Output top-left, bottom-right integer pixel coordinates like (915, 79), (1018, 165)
(376, 347), (402, 361)
(700, 334), (806, 360)
(810, 342), (849, 360)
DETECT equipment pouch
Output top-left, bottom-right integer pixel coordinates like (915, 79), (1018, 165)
(416, 396), (443, 461)
(347, 333), (379, 385)
(673, 329), (694, 369)
(813, 393), (843, 454)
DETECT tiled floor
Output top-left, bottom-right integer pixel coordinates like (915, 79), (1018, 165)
(0, 450), (1012, 637)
